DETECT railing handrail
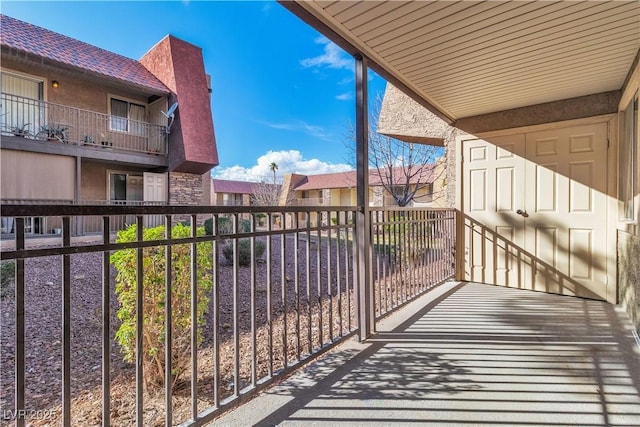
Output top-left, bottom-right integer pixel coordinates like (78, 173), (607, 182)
(1, 92), (168, 155)
(1, 92), (162, 129)
(0, 204), (364, 216)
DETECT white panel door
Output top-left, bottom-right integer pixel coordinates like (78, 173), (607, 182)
(524, 123), (608, 299)
(462, 122), (609, 300)
(143, 172), (167, 227)
(143, 172), (168, 203)
(462, 134), (526, 287)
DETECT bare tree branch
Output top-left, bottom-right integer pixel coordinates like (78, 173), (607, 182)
(345, 93), (446, 207)
(250, 182), (293, 206)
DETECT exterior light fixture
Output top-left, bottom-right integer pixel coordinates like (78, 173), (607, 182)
(52, 80), (59, 88)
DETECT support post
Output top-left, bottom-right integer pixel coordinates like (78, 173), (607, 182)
(75, 156), (82, 235)
(355, 54), (374, 341)
(455, 209), (465, 281)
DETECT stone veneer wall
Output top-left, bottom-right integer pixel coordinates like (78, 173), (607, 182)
(169, 172), (204, 224)
(169, 172), (204, 205)
(378, 84), (450, 144)
(618, 230), (640, 331)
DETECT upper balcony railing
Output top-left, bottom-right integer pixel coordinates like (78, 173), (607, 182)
(0, 93), (168, 156)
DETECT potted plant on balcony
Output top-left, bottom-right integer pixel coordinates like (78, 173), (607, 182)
(99, 133), (112, 148)
(10, 123), (30, 137)
(81, 135), (95, 145)
(36, 124), (69, 143)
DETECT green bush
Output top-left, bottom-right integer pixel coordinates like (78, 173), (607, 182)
(222, 239), (265, 266)
(110, 223), (213, 389)
(204, 216), (251, 236)
(0, 260), (15, 299)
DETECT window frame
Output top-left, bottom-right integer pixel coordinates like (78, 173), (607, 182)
(619, 91), (639, 223)
(108, 95), (147, 135)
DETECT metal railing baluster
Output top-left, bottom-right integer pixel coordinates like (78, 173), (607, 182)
(102, 216), (111, 427)
(164, 215), (173, 426)
(135, 216), (144, 427)
(14, 217), (25, 427)
(250, 214), (257, 387)
(280, 216), (288, 369)
(190, 214), (198, 421)
(0, 204), (455, 427)
(305, 212), (312, 355)
(212, 214), (220, 408)
(62, 217), (71, 427)
(293, 214), (300, 361)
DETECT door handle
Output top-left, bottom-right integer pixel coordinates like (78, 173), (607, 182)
(516, 209), (529, 218)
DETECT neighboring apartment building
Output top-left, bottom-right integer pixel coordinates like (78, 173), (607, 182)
(211, 179), (257, 206)
(0, 15), (217, 234)
(283, 165), (445, 208)
(280, 165), (444, 227)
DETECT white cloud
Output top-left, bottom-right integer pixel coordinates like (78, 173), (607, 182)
(335, 92), (352, 101)
(300, 37), (352, 70)
(212, 150), (353, 182)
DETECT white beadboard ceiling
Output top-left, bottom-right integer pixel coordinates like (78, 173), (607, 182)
(289, 0), (640, 121)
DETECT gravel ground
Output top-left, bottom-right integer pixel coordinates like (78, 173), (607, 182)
(1, 234), (450, 426)
(0, 235), (357, 426)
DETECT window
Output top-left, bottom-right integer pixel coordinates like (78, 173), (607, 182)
(110, 97), (146, 135)
(619, 93), (638, 221)
(1, 71), (44, 135)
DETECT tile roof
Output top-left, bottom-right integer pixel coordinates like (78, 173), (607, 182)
(0, 15), (169, 94)
(293, 165), (436, 191)
(212, 179), (279, 195)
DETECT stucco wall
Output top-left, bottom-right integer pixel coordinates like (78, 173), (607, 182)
(378, 84), (449, 145)
(80, 161), (147, 202)
(3, 59), (152, 113)
(444, 130), (459, 208)
(140, 36), (218, 173)
(1, 149), (75, 200)
(618, 231), (640, 330)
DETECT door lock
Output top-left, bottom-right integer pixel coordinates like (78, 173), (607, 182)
(516, 209), (529, 218)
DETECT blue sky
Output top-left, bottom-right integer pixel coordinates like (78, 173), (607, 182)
(2, 0), (389, 181)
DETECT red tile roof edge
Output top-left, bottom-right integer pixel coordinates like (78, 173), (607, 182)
(1, 14), (170, 94)
(292, 165), (436, 191)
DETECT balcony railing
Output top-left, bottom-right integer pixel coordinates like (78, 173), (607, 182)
(0, 93), (168, 156)
(0, 199), (167, 235)
(0, 204), (455, 426)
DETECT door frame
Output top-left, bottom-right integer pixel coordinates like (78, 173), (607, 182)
(455, 114), (618, 303)
(106, 169), (144, 204)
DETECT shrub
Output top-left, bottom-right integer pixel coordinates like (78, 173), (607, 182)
(0, 260), (15, 299)
(222, 239), (265, 266)
(110, 223), (213, 390)
(204, 216), (251, 236)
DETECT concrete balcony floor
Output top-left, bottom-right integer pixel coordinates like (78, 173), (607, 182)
(216, 281), (640, 426)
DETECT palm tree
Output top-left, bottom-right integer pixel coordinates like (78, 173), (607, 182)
(269, 162), (278, 184)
